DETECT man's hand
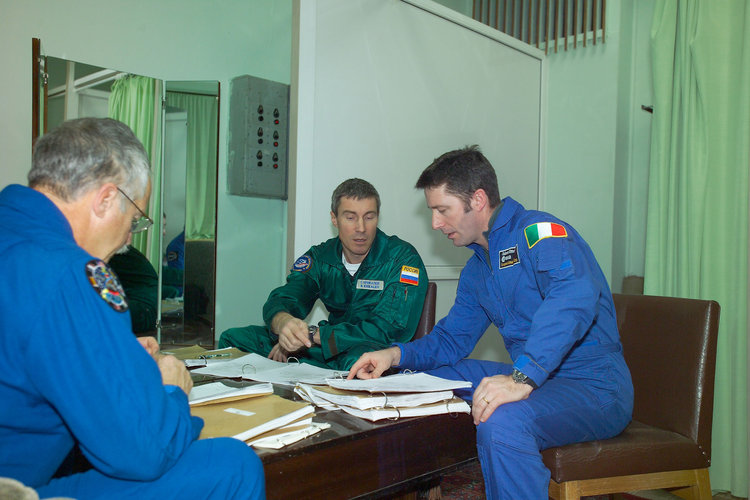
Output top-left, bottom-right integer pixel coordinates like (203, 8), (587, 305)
(156, 354), (193, 395)
(347, 347), (401, 380)
(269, 343), (290, 362)
(471, 374), (533, 425)
(136, 336), (160, 357)
(271, 312), (311, 351)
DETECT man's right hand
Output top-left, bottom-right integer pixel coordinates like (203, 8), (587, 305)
(271, 312), (311, 351)
(156, 354), (193, 395)
(347, 346), (401, 380)
(268, 343), (290, 362)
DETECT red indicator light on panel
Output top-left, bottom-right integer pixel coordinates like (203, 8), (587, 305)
(273, 164), (278, 169)
(274, 120), (279, 125)
(273, 142), (278, 147)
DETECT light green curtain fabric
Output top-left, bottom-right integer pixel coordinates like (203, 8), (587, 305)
(165, 91), (218, 240)
(108, 75), (164, 270)
(646, 1), (749, 495)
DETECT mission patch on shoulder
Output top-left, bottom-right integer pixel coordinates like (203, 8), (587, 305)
(85, 259), (128, 312)
(399, 265), (420, 285)
(524, 222), (567, 248)
(292, 254), (312, 272)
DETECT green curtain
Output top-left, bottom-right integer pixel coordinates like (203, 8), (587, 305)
(165, 91), (218, 240)
(108, 75), (164, 270)
(646, 1), (749, 495)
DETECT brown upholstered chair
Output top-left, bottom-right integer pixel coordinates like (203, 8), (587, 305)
(543, 293), (720, 500)
(413, 281), (437, 340)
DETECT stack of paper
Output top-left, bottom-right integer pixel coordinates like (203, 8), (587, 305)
(295, 372), (472, 422)
(188, 381), (273, 406)
(190, 353), (347, 386)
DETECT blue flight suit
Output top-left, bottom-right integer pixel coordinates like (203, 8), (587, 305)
(396, 197), (633, 499)
(0, 185), (264, 499)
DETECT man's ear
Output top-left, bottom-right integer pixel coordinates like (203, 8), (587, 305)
(471, 189), (489, 212)
(92, 183), (120, 219)
(330, 211), (338, 228)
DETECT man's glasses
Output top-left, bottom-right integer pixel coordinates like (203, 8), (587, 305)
(117, 187), (153, 233)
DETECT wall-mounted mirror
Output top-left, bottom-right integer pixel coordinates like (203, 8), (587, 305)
(36, 51), (219, 348)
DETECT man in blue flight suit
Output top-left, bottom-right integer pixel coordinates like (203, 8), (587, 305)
(349, 146), (633, 499)
(0, 118), (264, 499)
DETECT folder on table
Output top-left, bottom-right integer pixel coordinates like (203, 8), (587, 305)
(192, 394), (314, 442)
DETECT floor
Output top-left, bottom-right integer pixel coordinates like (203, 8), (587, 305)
(438, 459), (745, 500)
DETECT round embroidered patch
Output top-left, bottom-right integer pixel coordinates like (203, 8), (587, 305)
(85, 260), (128, 312)
(292, 254), (312, 272)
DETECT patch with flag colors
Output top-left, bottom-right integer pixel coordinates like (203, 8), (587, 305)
(399, 266), (420, 285)
(524, 222), (567, 248)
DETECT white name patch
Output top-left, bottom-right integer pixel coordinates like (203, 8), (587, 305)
(356, 279), (384, 290)
(225, 408), (255, 417)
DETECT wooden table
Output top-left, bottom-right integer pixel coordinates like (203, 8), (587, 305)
(245, 383), (478, 500)
(257, 407), (477, 500)
(189, 376), (478, 499)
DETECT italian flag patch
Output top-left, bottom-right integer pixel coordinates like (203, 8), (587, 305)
(524, 222), (567, 248)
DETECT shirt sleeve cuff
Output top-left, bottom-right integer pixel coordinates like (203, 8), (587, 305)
(513, 354), (548, 388)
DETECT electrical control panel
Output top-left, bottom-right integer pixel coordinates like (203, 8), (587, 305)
(227, 74), (290, 199)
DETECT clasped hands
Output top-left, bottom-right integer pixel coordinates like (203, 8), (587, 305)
(137, 336), (193, 396)
(268, 312), (318, 362)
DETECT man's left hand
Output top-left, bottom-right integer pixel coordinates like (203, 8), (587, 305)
(472, 374), (533, 425)
(137, 336), (160, 357)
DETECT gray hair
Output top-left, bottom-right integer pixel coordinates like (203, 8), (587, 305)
(330, 178), (381, 215)
(29, 118), (150, 203)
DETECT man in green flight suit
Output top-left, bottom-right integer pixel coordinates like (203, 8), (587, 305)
(219, 178), (428, 371)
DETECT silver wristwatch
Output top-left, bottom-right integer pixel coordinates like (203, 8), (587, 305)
(308, 325), (318, 345)
(511, 368), (537, 389)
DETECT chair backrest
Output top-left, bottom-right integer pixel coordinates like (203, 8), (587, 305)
(412, 282), (437, 340)
(612, 293), (720, 459)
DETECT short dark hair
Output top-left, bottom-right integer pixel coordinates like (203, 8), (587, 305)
(29, 117), (150, 203)
(330, 178), (381, 215)
(415, 145), (500, 211)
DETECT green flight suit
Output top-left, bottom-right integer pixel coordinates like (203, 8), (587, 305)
(219, 229), (428, 370)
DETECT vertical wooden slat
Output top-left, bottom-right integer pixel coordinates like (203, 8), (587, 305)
(545, 0), (550, 54)
(573, 0), (578, 48)
(582, 0), (587, 47)
(527, 0), (532, 44)
(536, 0), (541, 48)
(511, 0), (516, 37)
(553, 0), (558, 53)
(592, 0), (597, 45)
(494, 0), (499, 30)
(563, 0), (568, 51)
(486, 0), (491, 26)
(473, 0), (477, 21)
(601, 0), (606, 43)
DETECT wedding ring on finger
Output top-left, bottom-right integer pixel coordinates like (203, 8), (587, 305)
(482, 397), (490, 405)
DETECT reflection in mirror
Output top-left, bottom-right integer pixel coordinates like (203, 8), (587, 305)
(39, 56), (219, 348)
(160, 81), (220, 348)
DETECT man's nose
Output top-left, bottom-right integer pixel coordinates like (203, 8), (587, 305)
(432, 213), (443, 230)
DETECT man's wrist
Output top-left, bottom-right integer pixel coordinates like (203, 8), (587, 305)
(308, 325), (319, 345)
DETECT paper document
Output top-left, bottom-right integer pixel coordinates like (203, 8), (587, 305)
(191, 353), (347, 386)
(247, 421), (331, 450)
(296, 383), (456, 410)
(188, 381), (273, 406)
(192, 394), (314, 442)
(336, 396), (470, 422)
(326, 372), (472, 393)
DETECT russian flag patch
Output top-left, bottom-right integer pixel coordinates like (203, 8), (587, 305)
(399, 265), (420, 286)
